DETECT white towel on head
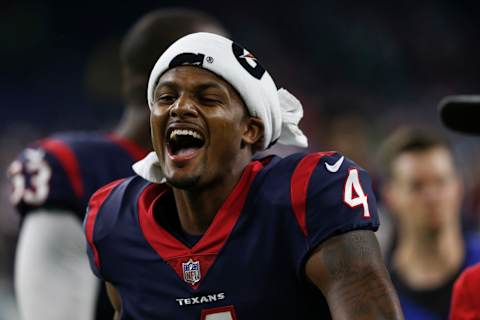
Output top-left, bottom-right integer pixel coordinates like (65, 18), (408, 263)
(277, 88), (308, 147)
(134, 32), (308, 183)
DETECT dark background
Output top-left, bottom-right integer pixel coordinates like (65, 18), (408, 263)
(1, 0), (480, 132)
(1, 1), (480, 318)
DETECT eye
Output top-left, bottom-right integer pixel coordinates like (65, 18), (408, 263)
(199, 95), (223, 106)
(156, 94), (177, 105)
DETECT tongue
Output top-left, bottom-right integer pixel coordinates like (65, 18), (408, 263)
(176, 147), (199, 157)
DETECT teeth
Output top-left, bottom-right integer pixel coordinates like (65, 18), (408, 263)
(170, 129), (203, 141)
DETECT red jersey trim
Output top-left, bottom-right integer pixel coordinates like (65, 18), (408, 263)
(107, 133), (149, 161)
(84, 179), (125, 271)
(290, 152), (335, 236)
(40, 139), (84, 199)
(138, 161), (263, 288)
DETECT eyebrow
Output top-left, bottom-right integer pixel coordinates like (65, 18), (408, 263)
(195, 82), (226, 92)
(155, 80), (228, 93)
(154, 80), (177, 91)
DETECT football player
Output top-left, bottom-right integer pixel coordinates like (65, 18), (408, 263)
(85, 32), (403, 319)
(8, 9), (227, 320)
(439, 95), (480, 320)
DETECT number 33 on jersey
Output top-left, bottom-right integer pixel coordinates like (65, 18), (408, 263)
(8, 149), (51, 206)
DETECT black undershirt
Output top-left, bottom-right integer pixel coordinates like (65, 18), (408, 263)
(153, 190), (203, 248)
(389, 266), (463, 318)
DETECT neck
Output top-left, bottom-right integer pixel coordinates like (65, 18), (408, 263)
(393, 223), (464, 289)
(172, 156), (251, 236)
(114, 105), (152, 150)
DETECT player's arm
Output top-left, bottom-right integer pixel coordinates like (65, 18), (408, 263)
(293, 153), (403, 319)
(15, 209), (99, 320)
(305, 229), (403, 320)
(106, 282), (122, 320)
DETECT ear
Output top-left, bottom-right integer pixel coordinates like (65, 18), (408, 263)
(241, 117), (264, 152)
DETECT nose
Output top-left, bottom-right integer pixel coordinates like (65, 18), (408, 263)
(421, 183), (442, 205)
(169, 95), (198, 118)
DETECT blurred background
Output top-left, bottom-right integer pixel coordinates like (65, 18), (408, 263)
(1, 0), (480, 318)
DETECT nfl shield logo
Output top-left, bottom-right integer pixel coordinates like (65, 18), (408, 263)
(182, 258), (201, 285)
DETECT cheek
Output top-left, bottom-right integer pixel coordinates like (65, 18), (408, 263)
(210, 109), (243, 135)
(442, 184), (461, 207)
(207, 116), (243, 157)
(150, 110), (168, 150)
(394, 190), (418, 212)
(221, 119), (243, 146)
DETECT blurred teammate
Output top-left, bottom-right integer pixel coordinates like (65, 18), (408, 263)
(7, 9), (227, 320)
(439, 95), (480, 320)
(84, 32), (403, 319)
(379, 128), (480, 320)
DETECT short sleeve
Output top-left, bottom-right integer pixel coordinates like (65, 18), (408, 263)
(83, 209), (103, 280)
(83, 179), (126, 280)
(7, 140), (83, 217)
(292, 152), (380, 250)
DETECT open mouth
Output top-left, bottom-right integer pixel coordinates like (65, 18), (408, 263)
(166, 128), (206, 158)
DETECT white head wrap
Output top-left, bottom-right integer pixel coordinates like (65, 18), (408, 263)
(134, 32), (308, 183)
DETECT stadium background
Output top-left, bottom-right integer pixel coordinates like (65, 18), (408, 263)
(1, 0), (480, 318)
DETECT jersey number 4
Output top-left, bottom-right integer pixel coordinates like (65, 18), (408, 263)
(8, 149), (51, 205)
(343, 168), (370, 218)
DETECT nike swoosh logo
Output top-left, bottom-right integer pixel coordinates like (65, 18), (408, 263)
(325, 156), (345, 173)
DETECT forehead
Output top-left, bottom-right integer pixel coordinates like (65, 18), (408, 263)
(156, 66), (233, 91)
(392, 147), (455, 180)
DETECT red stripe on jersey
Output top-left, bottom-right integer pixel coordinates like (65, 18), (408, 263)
(84, 179), (125, 271)
(107, 133), (149, 161)
(40, 139), (84, 199)
(138, 160), (263, 289)
(290, 152), (335, 236)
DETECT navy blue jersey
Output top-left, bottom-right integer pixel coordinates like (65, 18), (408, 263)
(7, 131), (148, 221)
(85, 152), (379, 319)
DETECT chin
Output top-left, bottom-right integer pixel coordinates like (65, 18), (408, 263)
(165, 175), (201, 190)
(424, 220), (446, 234)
